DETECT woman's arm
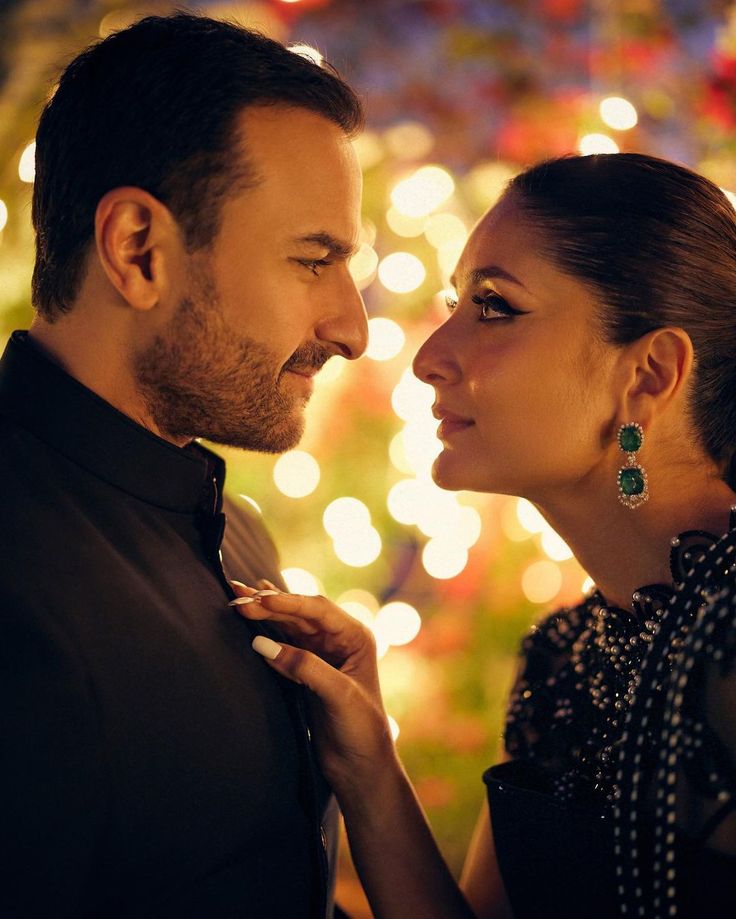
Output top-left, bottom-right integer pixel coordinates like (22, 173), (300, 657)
(234, 584), (480, 918)
(461, 801), (514, 919)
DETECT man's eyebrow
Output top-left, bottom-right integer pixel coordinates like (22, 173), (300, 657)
(293, 232), (358, 259)
(449, 265), (528, 291)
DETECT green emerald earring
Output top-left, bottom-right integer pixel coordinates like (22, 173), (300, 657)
(617, 422), (649, 509)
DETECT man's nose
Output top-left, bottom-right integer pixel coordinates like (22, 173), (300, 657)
(315, 271), (368, 360)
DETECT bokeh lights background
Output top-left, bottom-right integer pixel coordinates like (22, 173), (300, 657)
(1, 0), (735, 912)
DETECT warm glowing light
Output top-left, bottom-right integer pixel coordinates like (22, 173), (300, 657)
(281, 567), (322, 596)
(581, 575), (595, 594)
(374, 602), (422, 646)
(273, 450), (320, 498)
(455, 505), (482, 549)
(540, 528), (574, 562)
(599, 96), (638, 131)
(387, 714), (400, 741)
(516, 498), (547, 534)
(353, 131), (384, 171)
(337, 589), (379, 628)
(465, 161), (516, 209)
(414, 488), (462, 539)
(323, 497), (371, 539)
(384, 121), (435, 160)
(436, 239), (466, 279)
(333, 526), (382, 567)
(390, 367), (434, 421)
(288, 43), (323, 66)
(239, 494), (262, 515)
(388, 432), (414, 475)
(349, 243), (379, 289)
(501, 498), (531, 542)
(521, 560), (563, 604)
(386, 207), (426, 238)
(378, 252), (426, 293)
(318, 357), (345, 385)
(387, 478), (424, 525)
(390, 166), (455, 218)
(0, 199), (8, 233)
(365, 317), (406, 361)
(338, 601), (375, 629)
(424, 213), (467, 249)
(578, 133), (619, 155)
(400, 416), (441, 477)
(422, 538), (468, 579)
(722, 188), (736, 211)
(18, 142), (36, 183)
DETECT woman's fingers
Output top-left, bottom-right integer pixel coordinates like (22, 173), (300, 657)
(252, 636), (347, 704)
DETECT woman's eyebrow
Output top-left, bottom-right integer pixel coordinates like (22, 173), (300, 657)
(450, 265), (528, 291)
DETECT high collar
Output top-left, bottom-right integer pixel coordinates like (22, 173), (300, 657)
(0, 330), (225, 515)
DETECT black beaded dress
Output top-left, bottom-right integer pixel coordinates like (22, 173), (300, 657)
(485, 511), (736, 918)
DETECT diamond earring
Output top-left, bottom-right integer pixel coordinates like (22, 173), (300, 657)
(617, 423), (649, 509)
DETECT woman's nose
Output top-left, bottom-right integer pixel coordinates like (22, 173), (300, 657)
(412, 323), (460, 385)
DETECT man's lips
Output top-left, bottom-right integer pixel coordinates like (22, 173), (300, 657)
(433, 406), (475, 439)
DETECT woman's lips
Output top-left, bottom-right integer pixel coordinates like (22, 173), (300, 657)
(433, 407), (475, 440)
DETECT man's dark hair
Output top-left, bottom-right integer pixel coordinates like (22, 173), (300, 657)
(505, 153), (736, 488)
(31, 12), (363, 321)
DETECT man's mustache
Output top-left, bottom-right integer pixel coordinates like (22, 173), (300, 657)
(282, 344), (332, 375)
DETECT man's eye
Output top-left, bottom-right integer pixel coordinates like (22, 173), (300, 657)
(299, 258), (332, 276)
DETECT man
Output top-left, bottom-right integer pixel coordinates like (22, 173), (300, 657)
(0, 12), (367, 917)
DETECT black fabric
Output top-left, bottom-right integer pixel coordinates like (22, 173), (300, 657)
(0, 331), (333, 918)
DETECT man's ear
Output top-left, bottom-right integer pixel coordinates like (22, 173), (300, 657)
(618, 326), (694, 424)
(94, 187), (181, 311)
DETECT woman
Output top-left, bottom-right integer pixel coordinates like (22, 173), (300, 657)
(233, 153), (736, 918)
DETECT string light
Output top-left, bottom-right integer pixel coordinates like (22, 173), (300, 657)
(352, 131), (384, 171)
(349, 243), (379, 289)
(374, 601), (422, 646)
(424, 212), (467, 249)
(516, 498), (547, 534)
(273, 450), (320, 498)
(387, 715), (400, 741)
(422, 537), (468, 579)
(323, 497), (371, 539)
(386, 207), (426, 238)
(578, 133), (619, 155)
(0, 199), (8, 233)
(288, 43), (323, 66)
(540, 528), (574, 562)
(378, 252), (426, 293)
(390, 367), (434, 420)
(384, 121), (435, 160)
(333, 526), (382, 567)
(599, 96), (638, 130)
(390, 165), (455, 218)
(521, 560), (562, 604)
(581, 575), (595, 594)
(365, 317), (406, 361)
(281, 567), (322, 596)
(18, 142), (35, 183)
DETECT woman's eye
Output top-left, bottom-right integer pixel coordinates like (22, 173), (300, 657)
(471, 292), (522, 320)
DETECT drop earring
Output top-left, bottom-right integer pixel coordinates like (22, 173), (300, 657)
(617, 422), (649, 509)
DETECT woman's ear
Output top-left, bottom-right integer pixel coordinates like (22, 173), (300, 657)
(94, 187), (180, 312)
(619, 326), (694, 423)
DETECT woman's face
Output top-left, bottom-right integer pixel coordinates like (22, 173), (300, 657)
(413, 194), (622, 500)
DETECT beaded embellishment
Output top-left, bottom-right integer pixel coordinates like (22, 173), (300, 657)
(504, 508), (736, 918)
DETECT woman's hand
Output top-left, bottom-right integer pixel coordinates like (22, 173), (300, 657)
(230, 580), (398, 795)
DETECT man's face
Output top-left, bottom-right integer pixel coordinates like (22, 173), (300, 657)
(134, 105), (367, 451)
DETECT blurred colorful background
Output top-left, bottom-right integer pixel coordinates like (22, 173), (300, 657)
(2, 0), (735, 913)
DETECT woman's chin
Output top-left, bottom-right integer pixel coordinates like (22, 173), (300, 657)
(431, 455), (472, 492)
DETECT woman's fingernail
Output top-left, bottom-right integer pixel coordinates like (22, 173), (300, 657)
(254, 589), (279, 598)
(230, 579), (251, 589)
(228, 596), (255, 606)
(252, 635), (282, 660)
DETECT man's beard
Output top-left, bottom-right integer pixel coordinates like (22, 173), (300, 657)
(133, 262), (329, 452)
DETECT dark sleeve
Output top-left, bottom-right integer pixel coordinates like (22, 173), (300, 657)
(0, 598), (105, 917)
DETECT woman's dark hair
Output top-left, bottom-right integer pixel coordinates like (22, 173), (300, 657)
(31, 12), (363, 321)
(505, 153), (736, 488)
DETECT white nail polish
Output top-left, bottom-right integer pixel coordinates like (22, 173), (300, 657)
(228, 596), (255, 606)
(254, 589), (279, 598)
(252, 635), (282, 660)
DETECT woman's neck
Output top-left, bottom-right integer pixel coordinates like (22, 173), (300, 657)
(533, 475), (736, 611)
